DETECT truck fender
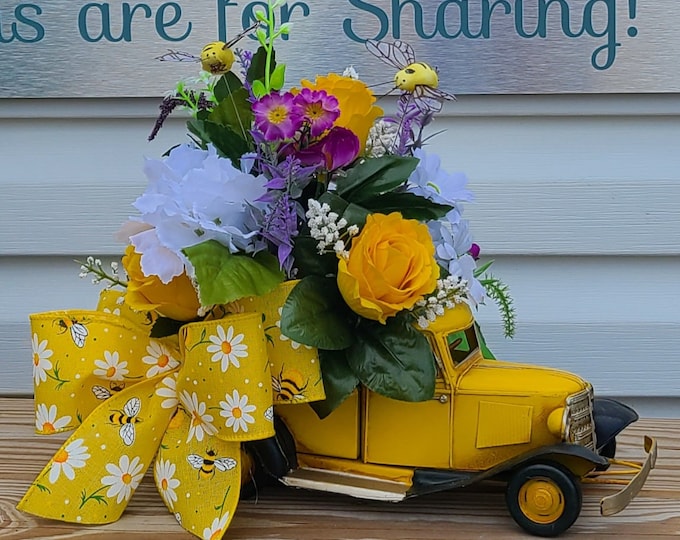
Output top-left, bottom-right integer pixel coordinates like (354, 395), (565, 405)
(503, 443), (609, 479)
(593, 398), (638, 451)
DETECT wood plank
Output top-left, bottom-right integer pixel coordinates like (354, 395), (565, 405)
(0, 398), (678, 539)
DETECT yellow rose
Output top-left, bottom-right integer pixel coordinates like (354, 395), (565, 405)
(337, 213), (439, 324)
(122, 245), (201, 321)
(301, 73), (383, 155)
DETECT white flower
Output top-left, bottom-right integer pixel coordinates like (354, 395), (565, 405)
(219, 390), (256, 433)
(31, 334), (53, 386)
(36, 403), (71, 434)
(101, 455), (145, 504)
(342, 65), (359, 79)
(93, 350), (128, 381)
(155, 457), (181, 508)
(130, 144), (268, 281)
(180, 390), (217, 443)
(206, 325), (248, 372)
(49, 438), (90, 484)
(407, 148), (473, 206)
(143, 341), (180, 377)
(202, 513), (230, 540)
(156, 374), (179, 409)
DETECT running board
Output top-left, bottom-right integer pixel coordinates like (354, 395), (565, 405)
(280, 467), (410, 502)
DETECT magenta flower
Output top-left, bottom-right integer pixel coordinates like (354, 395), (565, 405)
(312, 126), (360, 170)
(253, 92), (302, 141)
(294, 88), (340, 137)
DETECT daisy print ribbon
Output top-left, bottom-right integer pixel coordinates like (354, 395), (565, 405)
(18, 290), (299, 539)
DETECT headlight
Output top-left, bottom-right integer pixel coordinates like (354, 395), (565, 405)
(547, 407), (567, 438)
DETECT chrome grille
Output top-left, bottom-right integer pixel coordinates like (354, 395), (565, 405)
(565, 387), (596, 450)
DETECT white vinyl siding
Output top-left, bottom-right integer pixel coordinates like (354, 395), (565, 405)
(1, 95), (679, 417)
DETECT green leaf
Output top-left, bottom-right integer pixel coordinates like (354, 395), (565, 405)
(151, 316), (187, 338)
(202, 120), (250, 167)
(280, 276), (356, 350)
(213, 72), (244, 103)
(359, 192), (452, 221)
(335, 155), (419, 203)
(291, 236), (338, 277)
(251, 80), (266, 98)
(341, 203), (370, 229)
(310, 349), (359, 419)
(246, 46), (275, 84)
(270, 63), (286, 91)
(348, 314), (436, 401)
(475, 322), (496, 359)
(186, 119), (210, 149)
(317, 191), (349, 214)
(208, 86), (253, 139)
(184, 241), (284, 305)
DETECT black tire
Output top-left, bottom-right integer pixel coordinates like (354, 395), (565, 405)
(240, 416), (298, 499)
(505, 463), (582, 537)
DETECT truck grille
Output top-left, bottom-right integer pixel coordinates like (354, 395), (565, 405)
(565, 387), (596, 450)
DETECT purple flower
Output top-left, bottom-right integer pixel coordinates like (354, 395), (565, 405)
(301, 127), (359, 170)
(260, 193), (299, 274)
(252, 92), (302, 141)
(293, 88), (340, 137)
(469, 243), (481, 260)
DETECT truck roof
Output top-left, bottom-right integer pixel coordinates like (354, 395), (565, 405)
(422, 302), (475, 334)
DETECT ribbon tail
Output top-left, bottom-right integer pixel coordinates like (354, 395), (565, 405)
(155, 410), (243, 539)
(18, 373), (177, 524)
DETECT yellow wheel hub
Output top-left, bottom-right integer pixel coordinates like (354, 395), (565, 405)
(518, 477), (565, 524)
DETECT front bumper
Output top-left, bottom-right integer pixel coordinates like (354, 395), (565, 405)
(589, 436), (657, 516)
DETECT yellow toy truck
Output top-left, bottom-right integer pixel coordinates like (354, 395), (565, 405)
(245, 303), (657, 537)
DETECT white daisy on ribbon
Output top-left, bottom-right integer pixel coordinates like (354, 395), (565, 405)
(202, 513), (230, 540)
(206, 325), (248, 372)
(156, 374), (179, 409)
(155, 457), (181, 508)
(143, 341), (180, 377)
(101, 455), (145, 504)
(93, 350), (129, 381)
(219, 389), (256, 433)
(31, 333), (53, 386)
(275, 307), (311, 350)
(48, 438), (90, 484)
(36, 403), (71, 434)
(180, 390), (217, 443)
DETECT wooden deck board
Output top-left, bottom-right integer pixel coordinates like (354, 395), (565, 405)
(1, 398), (679, 539)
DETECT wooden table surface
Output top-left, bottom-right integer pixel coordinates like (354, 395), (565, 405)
(1, 397), (679, 539)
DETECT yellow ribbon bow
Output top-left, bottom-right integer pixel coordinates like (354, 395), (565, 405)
(19, 284), (325, 539)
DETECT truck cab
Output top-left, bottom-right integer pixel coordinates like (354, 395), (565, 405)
(251, 303), (656, 537)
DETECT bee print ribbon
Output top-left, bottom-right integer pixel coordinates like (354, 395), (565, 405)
(18, 287), (323, 539)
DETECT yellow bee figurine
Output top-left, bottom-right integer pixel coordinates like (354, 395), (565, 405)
(200, 41), (236, 75)
(156, 22), (260, 75)
(365, 39), (455, 112)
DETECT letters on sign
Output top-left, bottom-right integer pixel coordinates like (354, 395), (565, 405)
(0, 1), (675, 97)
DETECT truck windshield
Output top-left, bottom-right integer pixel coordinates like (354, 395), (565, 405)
(446, 326), (479, 365)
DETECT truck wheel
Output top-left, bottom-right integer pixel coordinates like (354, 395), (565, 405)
(505, 463), (582, 537)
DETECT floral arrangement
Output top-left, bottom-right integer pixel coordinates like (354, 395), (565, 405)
(20, 2), (514, 537)
(86, 1), (515, 416)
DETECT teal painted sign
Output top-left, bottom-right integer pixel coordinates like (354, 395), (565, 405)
(0, 0), (674, 97)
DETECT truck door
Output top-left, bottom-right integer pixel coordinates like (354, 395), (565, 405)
(363, 351), (453, 469)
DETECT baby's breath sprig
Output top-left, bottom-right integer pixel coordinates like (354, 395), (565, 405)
(305, 199), (359, 259)
(76, 256), (128, 288)
(412, 275), (470, 329)
(479, 274), (516, 338)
